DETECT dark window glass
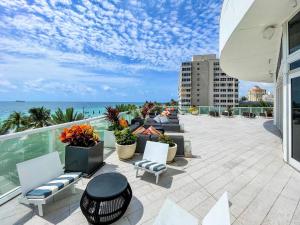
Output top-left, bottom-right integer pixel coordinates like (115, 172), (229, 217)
(289, 11), (300, 54)
(290, 59), (300, 71)
(291, 77), (300, 162)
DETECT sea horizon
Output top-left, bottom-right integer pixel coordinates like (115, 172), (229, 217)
(0, 101), (144, 122)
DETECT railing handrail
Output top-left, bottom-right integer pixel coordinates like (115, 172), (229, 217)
(0, 111), (131, 142)
(0, 115), (107, 141)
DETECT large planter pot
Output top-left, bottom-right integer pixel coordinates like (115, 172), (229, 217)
(115, 142), (136, 160)
(167, 143), (177, 163)
(104, 130), (116, 148)
(65, 141), (104, 176)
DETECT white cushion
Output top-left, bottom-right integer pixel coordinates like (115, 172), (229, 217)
(154, 115), (161, 123)
(202, 192), (231, 225)
(159, 116), (169, 124)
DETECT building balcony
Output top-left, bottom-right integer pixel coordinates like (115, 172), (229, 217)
(1, 110), (300, 225)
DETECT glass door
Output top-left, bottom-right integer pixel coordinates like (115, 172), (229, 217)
(291, 76), (300, 164)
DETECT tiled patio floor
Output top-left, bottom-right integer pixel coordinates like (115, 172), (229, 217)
(2, 115), (299, 225)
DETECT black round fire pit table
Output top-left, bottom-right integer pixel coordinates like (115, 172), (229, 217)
(80, 172), (132, 225)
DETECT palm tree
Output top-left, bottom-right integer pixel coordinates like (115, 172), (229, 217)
(51, 107), (84, 124)
(28, 107), (51, 128)
(1, 111), (29, 132)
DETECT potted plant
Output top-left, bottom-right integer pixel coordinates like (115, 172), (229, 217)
(189, 105), (199, 115)
(103, 106), (121, 148)
(265, 109), (273, 118)
(60, 124), (104, 176)
(114, 128), (137, 160)
(158, 134), (177, 163)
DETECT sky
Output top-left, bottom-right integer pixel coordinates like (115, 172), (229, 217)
(0, 0), (273, 102)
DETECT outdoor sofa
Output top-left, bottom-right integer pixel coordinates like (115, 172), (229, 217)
(144, 118), (181, 132)
(135, 133), (185, 156)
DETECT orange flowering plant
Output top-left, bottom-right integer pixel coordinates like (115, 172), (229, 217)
(119, 118), (128, 128)
(60, 124), (99, 147)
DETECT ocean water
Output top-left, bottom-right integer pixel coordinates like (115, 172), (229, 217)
(0, 101), (142, 122)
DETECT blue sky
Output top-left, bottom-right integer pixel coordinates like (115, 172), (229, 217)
(0, 0), (273, 102)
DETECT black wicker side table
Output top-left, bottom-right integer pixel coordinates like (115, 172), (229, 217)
(80, 172), (132, 225)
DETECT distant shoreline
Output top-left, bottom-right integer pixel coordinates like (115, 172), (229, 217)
(0, 101), (144, 122)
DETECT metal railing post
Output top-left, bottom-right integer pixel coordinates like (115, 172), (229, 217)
(48, 129), (55, 153)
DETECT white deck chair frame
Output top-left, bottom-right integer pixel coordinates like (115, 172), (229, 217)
(153, 192), (231, 225)
(17, 152), (81, 216)
(134, 141), (169, 184)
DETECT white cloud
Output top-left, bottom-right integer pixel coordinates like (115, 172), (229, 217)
(102, 85), (113, 91)
(0, 75), (17, 90)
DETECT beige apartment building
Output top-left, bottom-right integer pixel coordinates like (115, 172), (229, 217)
(247, 86), (267, 102)
(178, 54), (239, 108)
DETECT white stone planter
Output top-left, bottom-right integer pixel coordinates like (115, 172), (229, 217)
(115, 142), (136, 160)
(167, 143), (177, 163)
(104, 130), (116, 148)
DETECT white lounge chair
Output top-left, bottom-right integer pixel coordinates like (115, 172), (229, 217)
(153, 192), (230, 225)
(134, 141), (169, 184)
(16, 152), (82, 216)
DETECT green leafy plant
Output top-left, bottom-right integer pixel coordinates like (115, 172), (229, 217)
(150, 105), (163, 115)
(2, 111), (29, 132)
(115, 104), (137, 112)
(114, 128), (137, 145)
(158, 134), (175, 147)
(104, 106), (121, 131)
(28, 107), (51, 128)
(131, 109), (141, 118)
(52, 107), (84, 124)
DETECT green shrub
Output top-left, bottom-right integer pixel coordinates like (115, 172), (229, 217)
(114, 128), (137, 145)
(158, 134), (175, 147)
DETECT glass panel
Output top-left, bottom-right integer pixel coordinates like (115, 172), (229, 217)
(289, 11), (300, 54)
(0, 117), (109, 198)
(199, 106), (209, 115)
(0, 130), (51, 195)
(292, 77), (300, 162)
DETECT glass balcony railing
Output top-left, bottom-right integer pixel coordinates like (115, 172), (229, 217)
(0, 111), (133, 204)
(178, 106), (273, 116)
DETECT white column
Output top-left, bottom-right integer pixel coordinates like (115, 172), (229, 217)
(282, 23), (289, 162)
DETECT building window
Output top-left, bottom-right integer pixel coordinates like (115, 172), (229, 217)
(289, 11), (300, 54)
(290, 59), (300, 71)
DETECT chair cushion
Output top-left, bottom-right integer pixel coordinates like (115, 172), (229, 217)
(26, 172), (81, 199)
(134, 159), (166, 172)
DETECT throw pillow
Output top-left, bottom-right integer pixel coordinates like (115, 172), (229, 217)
(141, 126), (162, 135)
(148, 126), (162, 136)
(153, 115), (161, 123)
(159, 116), (169, 124)
(132, 126), (146, 135)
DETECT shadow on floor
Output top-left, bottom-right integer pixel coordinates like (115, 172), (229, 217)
(14, 187), (84, 225)
(138, 167), (185, 189)
(124, 195), (144, 225)
(263, 120), (282, 138)
(169, 157), (189, 167)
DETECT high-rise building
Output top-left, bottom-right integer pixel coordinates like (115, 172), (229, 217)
(247, 86), (267, 102)
(178, 54), (239, 109)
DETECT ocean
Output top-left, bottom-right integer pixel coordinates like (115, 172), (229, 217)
(0, 101), (143, 122)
